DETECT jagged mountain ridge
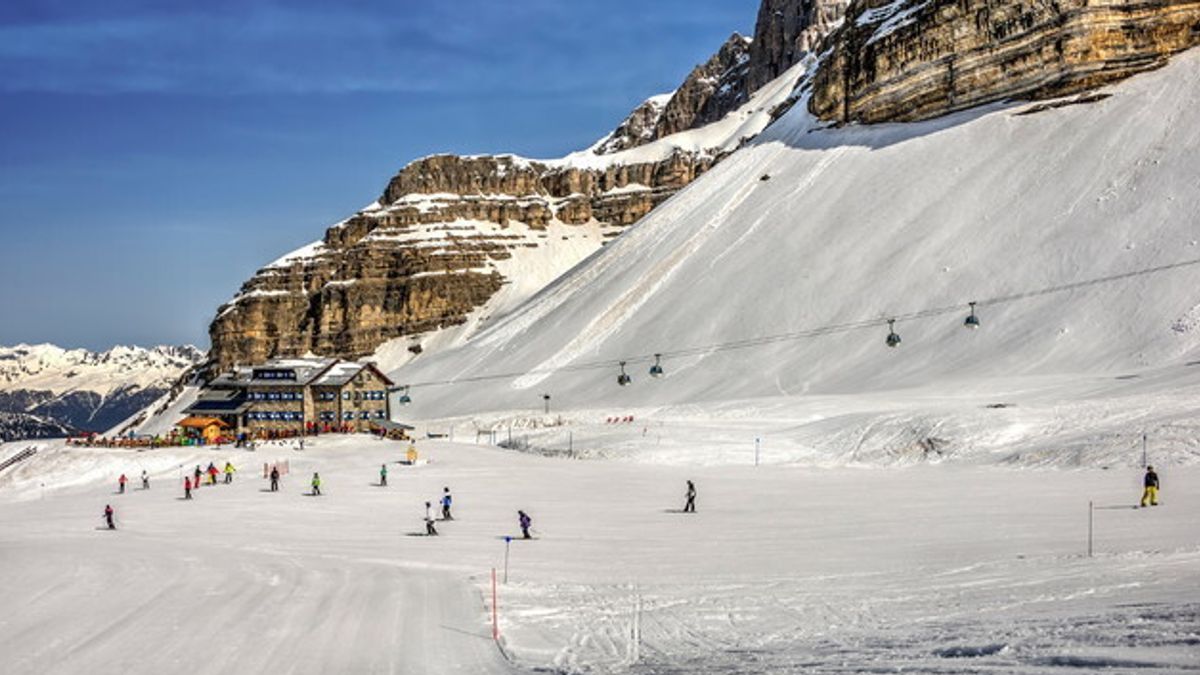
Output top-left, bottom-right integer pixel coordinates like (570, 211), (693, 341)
(0, 344), (204, 435)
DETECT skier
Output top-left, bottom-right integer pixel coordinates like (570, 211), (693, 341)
(207, 463), (219, 486)
(518, 510), (532, 539)
(1141, 465), (1160, 507)
(184, 476), (193, 499)
(223, 461), (236, 484)
(269, 466), (280, 492)
(380, 464), (388, 487)
(103, 504), (115, 530)
(683, 480), (696, 513)
(193, 465), (202, 489)
(425, 501), (438, 536)
(118, 474), (128, 494)
(441, 487), (453, 520)
(311, 472), (322, 496)
(141, 470), (149, 490)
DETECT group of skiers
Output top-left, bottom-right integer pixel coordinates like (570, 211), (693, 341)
(181, 462), (237, 499)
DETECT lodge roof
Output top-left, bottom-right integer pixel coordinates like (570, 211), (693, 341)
(177, 416), (230, 429)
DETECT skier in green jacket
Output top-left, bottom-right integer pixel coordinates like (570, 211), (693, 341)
(311, 472), (322, 496)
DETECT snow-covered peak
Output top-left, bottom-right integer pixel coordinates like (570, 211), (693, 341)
(0, 343), (205, 395)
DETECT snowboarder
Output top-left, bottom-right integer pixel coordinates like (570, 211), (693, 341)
(425, 501), (438, 536)
(683, 480), (696, 513)
(184, 476), (193, 499)
(380, 464), (388, 487)
(1141, 466), (1160, 507)
(269, 466), (280, 492)
(441, 487), (453, 520)
(118, 474), (128, 494)
(223, 462), (236, 484)
(141, 470), (149, 490)
(103, 504), (115, 530)
(518, 510), (532, 539)
(311, 472), (321, 496)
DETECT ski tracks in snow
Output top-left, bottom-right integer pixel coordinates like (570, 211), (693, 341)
(512, 149), (783, 390)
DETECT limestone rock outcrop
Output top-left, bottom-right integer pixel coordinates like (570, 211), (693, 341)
(748, 0), (851, 92)
(809, 0), (1200, 124)
(208, 150), (724, 371)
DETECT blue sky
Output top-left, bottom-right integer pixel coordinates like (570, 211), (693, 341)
(0, 0), (758, 350)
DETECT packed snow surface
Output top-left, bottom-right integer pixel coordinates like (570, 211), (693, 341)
(0, 435), (1196, 673)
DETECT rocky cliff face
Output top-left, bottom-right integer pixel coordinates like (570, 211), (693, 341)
(748, 0), (851, 91)
(210, 150), (725, 370)
(810, 0), (1200, 124)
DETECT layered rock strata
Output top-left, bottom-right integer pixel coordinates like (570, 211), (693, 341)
(810, 0), (1200, 124)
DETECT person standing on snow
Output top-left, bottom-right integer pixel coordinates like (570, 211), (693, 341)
(441, 487), (453, 520)
(223, 462), (236, 484)
(1141, 466), (1160, 507)
(194, 465), (202, 489)
(270, 466), (280, 492)
(118, 474), (128, 494)
(425, 501), (438, 536)
(518, 510), (532, 539)
(311, 472), (322, 496)
(683, 480), (696, 513)
(207, 463), (219, 486)
(141, 470), (149, 490)
(103, 504), (115, 530)
(380, 464), (388, 487)
(184, 476), (193, 499)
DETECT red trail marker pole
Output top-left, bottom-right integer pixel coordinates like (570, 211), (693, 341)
(491, 568), (499, 641)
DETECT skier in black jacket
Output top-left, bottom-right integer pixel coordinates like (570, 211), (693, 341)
(1141, 466), (1160, 507)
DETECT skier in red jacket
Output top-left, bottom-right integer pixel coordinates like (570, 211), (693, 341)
(118, 474), (128, 494)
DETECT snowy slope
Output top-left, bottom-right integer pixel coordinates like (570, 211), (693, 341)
(1, 435), (1196, 673)
(388, 51), (1200, 433)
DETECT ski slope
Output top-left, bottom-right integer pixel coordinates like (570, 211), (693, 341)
(0, 435), (1196, 673)
(387, 50), (1200, 431)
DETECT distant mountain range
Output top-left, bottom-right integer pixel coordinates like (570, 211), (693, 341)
(0, 344), (205, 440)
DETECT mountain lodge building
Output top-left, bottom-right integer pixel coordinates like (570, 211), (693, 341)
(184, 358), (395, 437)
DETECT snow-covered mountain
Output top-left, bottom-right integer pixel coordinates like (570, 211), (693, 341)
(386, 48), (1200, 465)
(0, 344), (205, 435)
